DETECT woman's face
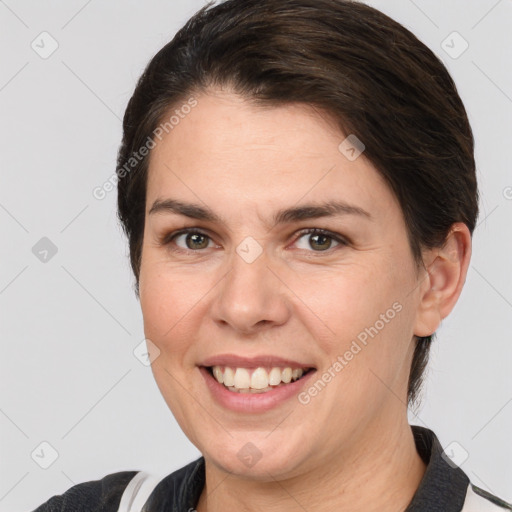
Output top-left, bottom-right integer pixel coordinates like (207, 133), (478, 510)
(139, 90), (431, 478)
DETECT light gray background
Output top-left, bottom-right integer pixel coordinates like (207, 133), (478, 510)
(0, 1), (511, 510)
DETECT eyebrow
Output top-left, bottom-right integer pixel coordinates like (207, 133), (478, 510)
(148, 198), (372, 227)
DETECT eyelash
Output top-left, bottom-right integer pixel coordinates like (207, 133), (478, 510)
(160, 227), (348, 255)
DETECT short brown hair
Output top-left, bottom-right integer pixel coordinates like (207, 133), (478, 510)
(117, 0), (479, 406)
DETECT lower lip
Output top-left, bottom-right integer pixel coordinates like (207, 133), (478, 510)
(199, 366), (317, 413)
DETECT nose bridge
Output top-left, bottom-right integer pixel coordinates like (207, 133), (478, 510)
(211, 236), (289, 333)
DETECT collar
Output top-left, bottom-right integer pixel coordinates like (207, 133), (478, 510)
(146, 425), (469, 511)
(405, 425), (469, 511)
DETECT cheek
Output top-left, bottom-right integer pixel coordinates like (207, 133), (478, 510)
(139, 266), (204, 424)
(302, 271), (415, 428)
(298, 258), (415, 380)
(139, 262), (199, 354)
(291, 263), (399, 342)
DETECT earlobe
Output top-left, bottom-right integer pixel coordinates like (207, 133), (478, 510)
(413, 223), (472, 337)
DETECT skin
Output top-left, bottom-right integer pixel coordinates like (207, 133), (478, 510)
(138, 89), (472, 512)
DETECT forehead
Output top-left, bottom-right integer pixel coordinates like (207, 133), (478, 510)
(145, 90), (398, 221)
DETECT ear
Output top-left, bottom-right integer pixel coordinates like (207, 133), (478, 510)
(413, 222), (472, 337)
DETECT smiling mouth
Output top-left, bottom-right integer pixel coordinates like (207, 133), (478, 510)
(206, 365), (315, 394)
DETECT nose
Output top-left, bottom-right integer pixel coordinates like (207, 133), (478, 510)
(209, 241), (291, 336)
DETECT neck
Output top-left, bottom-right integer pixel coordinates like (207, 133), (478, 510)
(196, 418), (426, 512)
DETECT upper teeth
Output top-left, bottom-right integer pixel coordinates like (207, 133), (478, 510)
(211, 366), (307, 389)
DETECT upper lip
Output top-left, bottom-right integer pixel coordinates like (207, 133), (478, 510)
(200, 354), (315, 370)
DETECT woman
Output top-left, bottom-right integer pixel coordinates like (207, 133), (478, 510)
(33, 0), (511, 510)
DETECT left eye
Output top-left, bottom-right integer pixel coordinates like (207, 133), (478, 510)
(293, 228), (346, 252)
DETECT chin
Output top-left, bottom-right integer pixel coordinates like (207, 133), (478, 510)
(201, 432), (310, 481)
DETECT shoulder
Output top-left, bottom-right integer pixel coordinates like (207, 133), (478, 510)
(408, 426), (511, 512)
(31, 470), (138, 512)
(462, 483), (512, 511)
(30, 457), (205, 512)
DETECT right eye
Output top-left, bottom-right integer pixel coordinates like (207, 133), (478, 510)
(163, 229), (216, 252)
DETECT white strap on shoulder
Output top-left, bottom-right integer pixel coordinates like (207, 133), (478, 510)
(117, 471), (164, 512)
(461, 484), (506, 512)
